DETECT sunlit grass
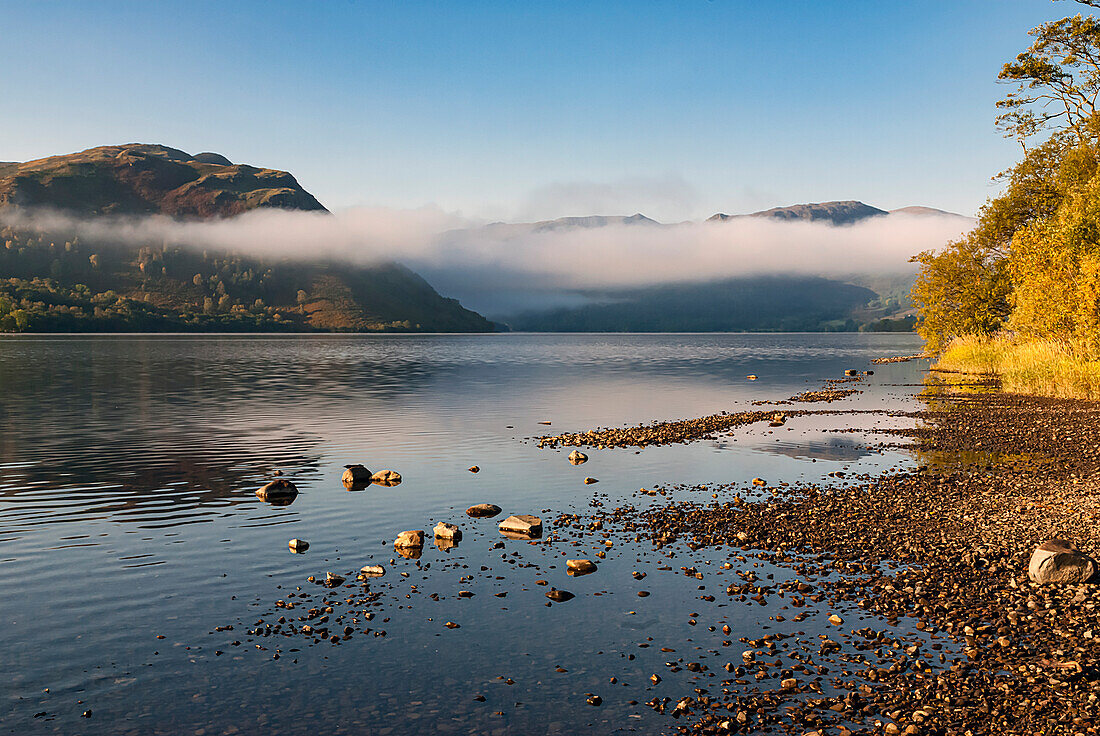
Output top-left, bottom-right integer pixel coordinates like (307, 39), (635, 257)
(936, 334), (1100, 400)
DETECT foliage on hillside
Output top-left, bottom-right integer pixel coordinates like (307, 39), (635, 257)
(0, 225), (493, 333)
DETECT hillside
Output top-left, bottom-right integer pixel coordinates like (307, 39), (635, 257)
(708, 200), (888, 225)
(0, 144), (326, 217)
(504, 276), (881, 332)
(0, 144), (493, 333)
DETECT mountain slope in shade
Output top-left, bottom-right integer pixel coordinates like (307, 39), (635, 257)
(0, 144), (327, 217)
(708, 200), (889, 226)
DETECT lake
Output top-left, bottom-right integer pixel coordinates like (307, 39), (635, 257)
(0, 333), (928, 735)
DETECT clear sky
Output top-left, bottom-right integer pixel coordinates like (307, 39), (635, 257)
(0, 0), (1073, 220)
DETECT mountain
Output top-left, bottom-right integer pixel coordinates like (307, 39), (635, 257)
(0, 144), (493, 333)
(0, 144), (327, 217)
(708, 200), (888, 226)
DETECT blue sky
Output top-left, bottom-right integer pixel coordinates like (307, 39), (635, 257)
(0, 0), (1072, 220)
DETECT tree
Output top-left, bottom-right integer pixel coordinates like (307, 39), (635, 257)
(997, 13), (1100, 144)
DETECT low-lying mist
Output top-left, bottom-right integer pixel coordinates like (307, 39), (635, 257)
(1, 206), (972, 317)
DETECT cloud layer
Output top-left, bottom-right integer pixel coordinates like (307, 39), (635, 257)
(2, 206), (972, 316)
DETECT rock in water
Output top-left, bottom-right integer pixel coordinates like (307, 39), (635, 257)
(499, 514), (542, 537)
(394, 530), (425, 548)
(256, 479), (299, 502)
(371, 469), (402, 486)
(1029, 539), (1098, 584)
(546, 588), (575, 602)
(466, 503), (502, 518)
(568, 450), (588, 465)
(567, 559), (597, 575)
(468, 465), (480, 473)
(752, 478), (767, 487)
(342, 465), (371, 488)
(288, 538), (309, 553)
(359, 564), (385, 578)
(324, 572), (345, 587)
(433, 522), (462, 540)
(583, 477), (598, 484)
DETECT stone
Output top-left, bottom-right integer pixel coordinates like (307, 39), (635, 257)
(371, 469), (402, 486)
(323, 572), (345, 587)
(568, 450), (588, 465)
(844, 369), (859, 376)
(359, 564), (385, 577)
(752, 478), (767, 487)
(394, 530), (425, 548)
(433, 522), (462, 541)
(746, 374), (758, 380)
(468, 465), (480, 473)
(583, 477), (598, 484)
(546, 588), (575, 602)
(288, 538), (309, 553)
(466, 503), (502, 518)
(341, 464), (371, 485)
(256, 478), (298, 502)
(828, 614), (843, 625)
(1028, 539), (1098, 584)
(781, 677), (798, 690)
(567, 559), (598, 575)
(499, 514), (542, 537)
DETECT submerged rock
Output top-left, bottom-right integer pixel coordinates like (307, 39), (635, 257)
(433, 522), (462, 540)
(341, 465), (371, 488)
(568, 450), (589, 465)
(499, 514), (542, 537)
(256, 479), (299, 502)
(288, 538), (309, 553)
(371, 469), (402, 486)
(394, 530), (425, 548)
(466, 503), (502, 518)
(1029, 539), (1098, 584)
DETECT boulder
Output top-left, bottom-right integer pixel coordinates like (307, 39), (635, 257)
(568, 450), (588, 465)
(256, 478), (299, 502)
(466, 503), (502, 518)
(371, 469), (402, 486)
(434, 522), (462, 541)
(499, 514), (542, 537)
(341, 465), (371, 487)
(288, 538), (309, 553)
(394, 530), (425, 548)
(567, 559), (597, 576)
(1028, 539), (1098, 584)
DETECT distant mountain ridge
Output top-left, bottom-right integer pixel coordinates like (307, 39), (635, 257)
(709, 200), (888, 226)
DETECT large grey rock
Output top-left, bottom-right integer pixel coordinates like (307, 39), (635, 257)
(342, 465), (371, 487)
(256, 479), (298, 502)
(394, 530), (425, 548)
(1029, 539), (1098, 584)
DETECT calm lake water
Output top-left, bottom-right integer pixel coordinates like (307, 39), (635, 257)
(0, 333), (928, 735)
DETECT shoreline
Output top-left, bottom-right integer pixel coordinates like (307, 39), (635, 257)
(571, 378), (1100, 734)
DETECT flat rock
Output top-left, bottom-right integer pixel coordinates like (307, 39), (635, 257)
(499, 514), (542, 537)
(1029, 539), (1098, 584)
(394, 530), (425, 548)
(466, 503), (502, 518)
(288, 538), (309, 553)
(256, 479), (298, 501)
(371, 469), (402, 486)
(546, 588), (575, 602)
(433, 522), (462, 540)
(359, 564), (385, 577)
(583, 477), (598, 484)
(568, 450), (588, 465)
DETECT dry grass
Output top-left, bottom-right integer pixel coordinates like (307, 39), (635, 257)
(937, 335), (1100, 400)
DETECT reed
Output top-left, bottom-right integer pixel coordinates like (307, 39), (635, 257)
(936, 335), (1100, 400)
